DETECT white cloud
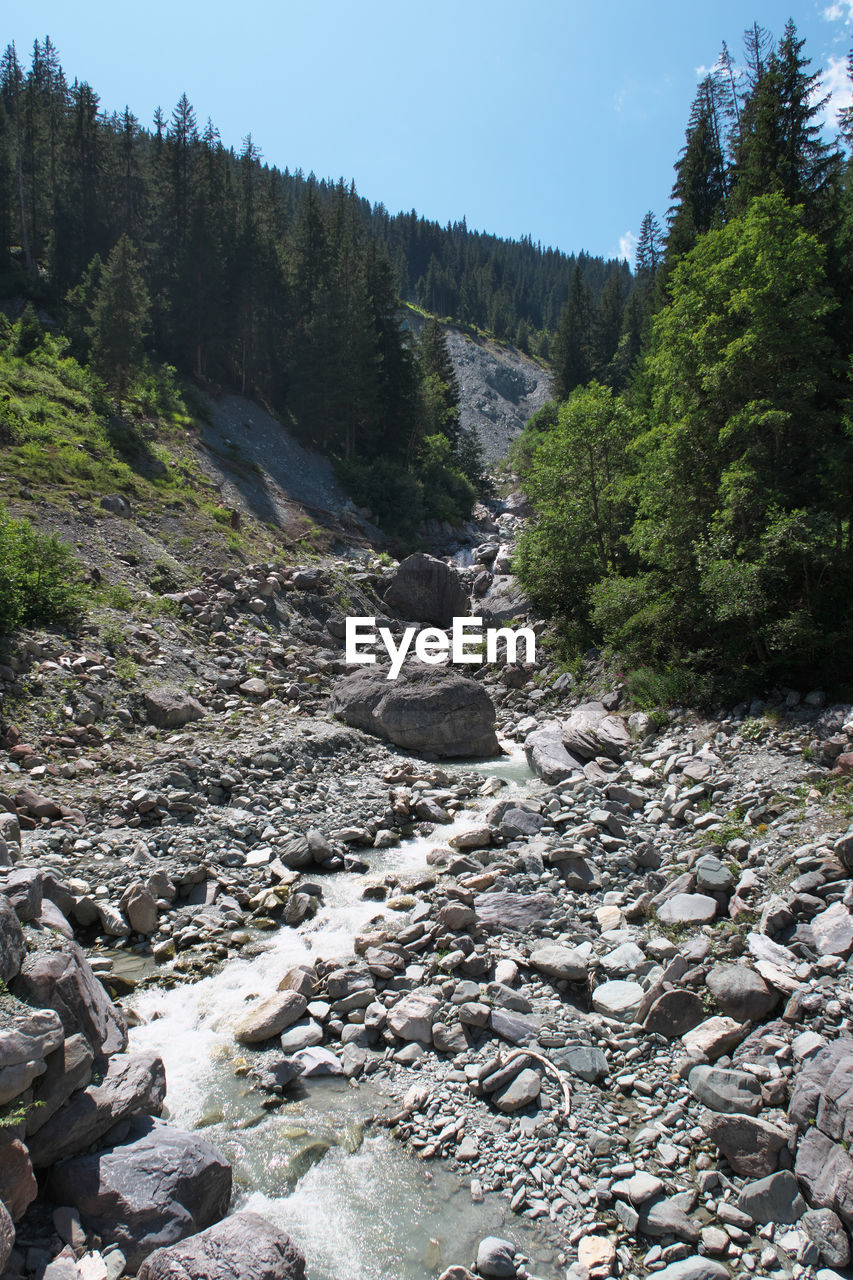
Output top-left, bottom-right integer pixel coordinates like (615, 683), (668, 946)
(618, 231), (638, 264)
(821, 54), (853, 127)
(823, 1), (853, 21)
(695, 64), (710, 77)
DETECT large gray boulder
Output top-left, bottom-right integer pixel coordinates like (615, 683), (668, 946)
(48, 1116), (232, 1270)
(11, 934), (127, 1056)
(330, 666), (499, 758)
(144, 690), (205, 729)
(703, 1112), (792, 1178)
(705, 963), (779, 1022)
(136, 1212), (307, 1280)
(524, 722), (584, 783)
(383, 552), (468, 627)
(562, 701), (632, 761)
(27, 1049), (166, 1167)
(234, 992), (307, 1045)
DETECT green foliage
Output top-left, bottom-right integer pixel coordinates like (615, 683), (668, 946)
(88, 235), (150, 404)
(624, 662), (713, 710)
(514, 382), (634, 638)
(13, 303), (44, 358)
(0, 502), (81, 634)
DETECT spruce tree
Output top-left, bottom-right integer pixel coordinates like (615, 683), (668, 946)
(88, 233), (150, 407)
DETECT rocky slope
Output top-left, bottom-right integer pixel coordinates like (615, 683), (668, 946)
(2, 519), (853, 1280)
(444, 329), (551, 466)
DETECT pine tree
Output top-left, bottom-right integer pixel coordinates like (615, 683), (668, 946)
(552, 265), (592, 399)
(88, 233), (150, 406)
(732, 21), (840, 219)
(665, 78), (727, 267)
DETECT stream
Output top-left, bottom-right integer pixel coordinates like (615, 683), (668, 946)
(127, 749), (566, 1279)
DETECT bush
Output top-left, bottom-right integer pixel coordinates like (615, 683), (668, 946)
(0, 504), (81, 634)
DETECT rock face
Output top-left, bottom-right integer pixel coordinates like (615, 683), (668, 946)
(48, 1116), (232, 1270)
(382, 552), (469, 627)
(329, 666), (499, 758)
(136, 1212), (307, 1280)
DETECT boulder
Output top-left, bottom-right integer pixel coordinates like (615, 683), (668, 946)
(650, 1260), (728, 1280)
(329, 666), (499, 758)
(27, 1032), (94, 1136)
(688, 1065), (763, 1115)
(387, 990), (440, 1043)
(789, 1039), (853, 1143)
(0, 994), (64, 1105)
(554, 1044), (609, 1083)
(810, 902), (853, 957)
(705, 963), (779, 1022)
(492, 1067), (541, 1113)
(524, 722), (584, 783)
(0, 894), (25, 983)
(1, 867), (43, 921)
(737, 1170), (806, 1225)
(476, 1236), (517, 1279)
(289, 1046), (343, 1077)
(0, 1137), (37, 1220)
(234, 992), (308, 1045)
(528, 944), (587, 982)
(591, 980), (644, 1022)
(801, 1208), (851, 1268)
(795, 1126), (853, 1230)
(11, 935), (127, 1056)
(644, 990), (705, 1038)
(703, 1112), (792, 1178)
(136, 1211), (306, 1280)
(0, 1200), (13, 1274)
(479, 577), (530, 626)
(473, 891), (554, 930)
(383, 553), (469, 627)
(562, 702), (631, 761)
(681, 1016), (747, 1061)
(123, 884), (159, 935)
(144, 690), (205, 729)
(657, 894), (717, 925)
(48, 1116), (232, 1271)
(27, 1050), (166, 1168)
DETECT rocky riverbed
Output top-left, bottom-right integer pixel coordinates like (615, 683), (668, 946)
(2, 513), (853, 1280)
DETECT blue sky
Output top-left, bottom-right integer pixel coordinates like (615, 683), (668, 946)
(8, 1), (853, 262)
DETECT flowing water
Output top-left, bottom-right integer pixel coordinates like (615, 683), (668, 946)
(129, 747), (565, 1279)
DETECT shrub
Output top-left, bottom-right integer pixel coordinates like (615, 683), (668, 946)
(0, 504), (81, 634)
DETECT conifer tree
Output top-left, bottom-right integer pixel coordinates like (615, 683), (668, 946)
(88, 233), (149, 407)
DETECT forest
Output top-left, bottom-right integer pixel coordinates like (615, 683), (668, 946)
(513, 20), (853, 698)
(0, 37), (635, 543)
